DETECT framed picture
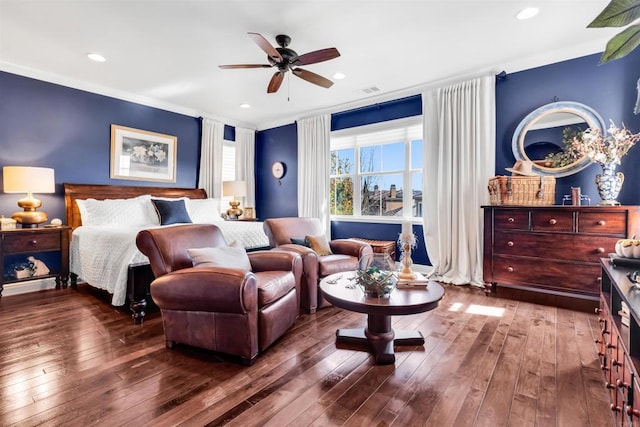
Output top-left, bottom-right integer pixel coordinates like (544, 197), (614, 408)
(110, 124), (177, 183)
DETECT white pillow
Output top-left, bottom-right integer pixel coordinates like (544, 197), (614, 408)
(186, 198), (223, 223)
(76, 195), (157, 227)
(188, 243), (251, 271)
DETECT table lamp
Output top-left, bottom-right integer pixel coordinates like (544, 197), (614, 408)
(222, 180), (247, 219)
(3, 166), (55, 228)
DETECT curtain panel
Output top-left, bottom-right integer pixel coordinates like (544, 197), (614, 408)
(422, 75), (496, 286)
(235, 127), (256, 209)
(198, 118), (225, 200)
(297, 115), (331, 235)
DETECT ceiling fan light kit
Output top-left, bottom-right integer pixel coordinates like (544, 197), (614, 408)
(219, 32), (340, 94)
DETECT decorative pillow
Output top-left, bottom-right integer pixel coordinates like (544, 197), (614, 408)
(290, 237), (310, 247)
(151, 199), (192, 225)
(188, 243), (252, 271)
(305, 234), (333, 256)
(186, 198), (223, 223)
(76, 195), (155, 227)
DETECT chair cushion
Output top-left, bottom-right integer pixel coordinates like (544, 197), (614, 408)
(306, 234), (333, 256)
(152, 199), (193, 225)
(318, 254), (359, 276)
(188, 243), (252, 271)
(254, 271), (296, 307)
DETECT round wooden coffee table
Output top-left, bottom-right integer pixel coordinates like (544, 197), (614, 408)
(319, 271), (444, 365)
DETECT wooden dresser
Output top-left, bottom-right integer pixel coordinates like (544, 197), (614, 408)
(598, 258), (640, 425)
(483, 206), (640, 310)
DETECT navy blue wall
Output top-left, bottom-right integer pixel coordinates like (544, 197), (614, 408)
(0, 71), (201, 223)
(255, 123), (298, 219)
(496, 50), (640, 205)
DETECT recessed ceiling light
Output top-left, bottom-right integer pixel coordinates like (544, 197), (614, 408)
(87, 53), (106, 62)
(240, 103), (251, 109)
(516, 7), (539, 20)
(333, 72), (346, 80)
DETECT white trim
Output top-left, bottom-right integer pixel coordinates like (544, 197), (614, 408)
(2, 278), (57, 297)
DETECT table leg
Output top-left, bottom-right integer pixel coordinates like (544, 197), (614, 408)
(335, 314), (425, 365)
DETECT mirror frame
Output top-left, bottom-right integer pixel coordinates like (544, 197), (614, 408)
(512, 101), (606, 177)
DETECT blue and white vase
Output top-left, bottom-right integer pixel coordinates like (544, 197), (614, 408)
(595, 163), (625, 206)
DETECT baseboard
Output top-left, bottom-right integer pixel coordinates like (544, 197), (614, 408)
(2, 278), (57, 297)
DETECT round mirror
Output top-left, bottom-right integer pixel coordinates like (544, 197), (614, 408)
(512, 101), (606, 177)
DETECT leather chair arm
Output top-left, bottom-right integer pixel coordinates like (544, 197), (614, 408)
(274, 243), (317, 257)
(150, 267), (257, 314)
(248, 250), (301, 272)
(330, 239), (374, 258)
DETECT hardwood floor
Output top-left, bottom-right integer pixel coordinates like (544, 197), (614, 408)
(0, 283), (612, 426)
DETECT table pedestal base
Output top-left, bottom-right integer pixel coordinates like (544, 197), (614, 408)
(335, 314), (425, 364)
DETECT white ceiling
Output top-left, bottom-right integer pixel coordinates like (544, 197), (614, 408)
(0, 1), (618, 130)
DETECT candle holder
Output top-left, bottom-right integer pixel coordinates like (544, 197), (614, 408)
(398, 231), (417, 281)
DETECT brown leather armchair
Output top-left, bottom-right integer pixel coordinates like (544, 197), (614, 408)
(263, 217), (372, 313)
(136, 224), (302, 365)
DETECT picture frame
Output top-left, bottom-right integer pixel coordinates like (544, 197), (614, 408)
(110, 124), (177, 183)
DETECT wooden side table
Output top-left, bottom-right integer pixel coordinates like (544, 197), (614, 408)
(351, 238), (396, 261)
(0, 226), (70, 296)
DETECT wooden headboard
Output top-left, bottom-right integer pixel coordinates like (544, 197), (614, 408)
(63, 183), (208, 229)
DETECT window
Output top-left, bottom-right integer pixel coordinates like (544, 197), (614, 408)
(330, 117), (423, 219)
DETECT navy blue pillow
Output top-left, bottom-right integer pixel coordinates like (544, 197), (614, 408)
(151, 199), (192, 225)
(290, 237), (310, 247)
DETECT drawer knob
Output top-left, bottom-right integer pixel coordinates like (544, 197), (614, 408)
(548, 218), (557, 225)
(507, 266), (514, 273)
(507, 241), (514, 247)
(611, 404), (621, 412)
(596, 247), (605, 254)
(30, 239), (37, 246)
(507, 217), (514, 223)
(595, 308), (602, 314)
(607, 343), (617, 350)
(612, 358), (622, 367)
(597, 220), (606, 226)
(617, 379), (629, 388)
(626, 405), (640, 417)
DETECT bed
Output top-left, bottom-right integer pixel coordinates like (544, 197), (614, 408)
(63, 183), (270, 323)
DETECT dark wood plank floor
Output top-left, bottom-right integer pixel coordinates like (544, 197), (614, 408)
(0, 283), (612, 426)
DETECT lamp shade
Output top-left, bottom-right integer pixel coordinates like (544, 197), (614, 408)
(3, 166), (55, 194)
(223, 180), (247, 197)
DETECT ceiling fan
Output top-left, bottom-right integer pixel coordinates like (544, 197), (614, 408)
(219, 32), (340, 94)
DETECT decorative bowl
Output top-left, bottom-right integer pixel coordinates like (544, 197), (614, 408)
(357, 253), (398, 297)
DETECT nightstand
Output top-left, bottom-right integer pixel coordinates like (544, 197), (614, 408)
(0, 226), (70, 296)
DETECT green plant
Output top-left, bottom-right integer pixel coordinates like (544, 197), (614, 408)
(588, 0), (640, 63)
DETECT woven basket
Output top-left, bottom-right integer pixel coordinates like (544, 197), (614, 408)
(488, 175), (556, 206)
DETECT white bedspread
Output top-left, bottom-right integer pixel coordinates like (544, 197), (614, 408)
(70, 222), (269, 306)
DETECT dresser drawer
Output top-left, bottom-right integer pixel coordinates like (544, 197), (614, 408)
(494, 210), (529, 231)
(2, 231), (61, 253)
(493, 231), (617, 262)
(578, 211), (627, 236)
(531, 210), (574, 232)
(492, 255), (600, 295)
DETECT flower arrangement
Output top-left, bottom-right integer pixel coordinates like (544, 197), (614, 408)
(128, 143), (168, 166)
(572, 121), (640, 166)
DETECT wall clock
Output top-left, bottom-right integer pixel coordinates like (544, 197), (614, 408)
(271, 161), (285, 180)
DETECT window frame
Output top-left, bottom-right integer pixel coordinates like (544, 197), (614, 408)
(330, 116), (423, 223)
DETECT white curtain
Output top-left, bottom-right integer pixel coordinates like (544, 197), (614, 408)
(198, 118), (225, 199)
(422, 75), (496, 287)
(235, 127), (256, 210)
(297, 114), (331, 235)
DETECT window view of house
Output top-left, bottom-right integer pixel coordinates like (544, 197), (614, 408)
(330, 120), (423, 218)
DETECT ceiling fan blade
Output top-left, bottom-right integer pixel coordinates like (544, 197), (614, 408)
(294, 48), (340, 66)
(292, 68), (334, 88)
(267, 71), (285, 93)
(248, 32), (283, 63)
(219, 64), (272, 69)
